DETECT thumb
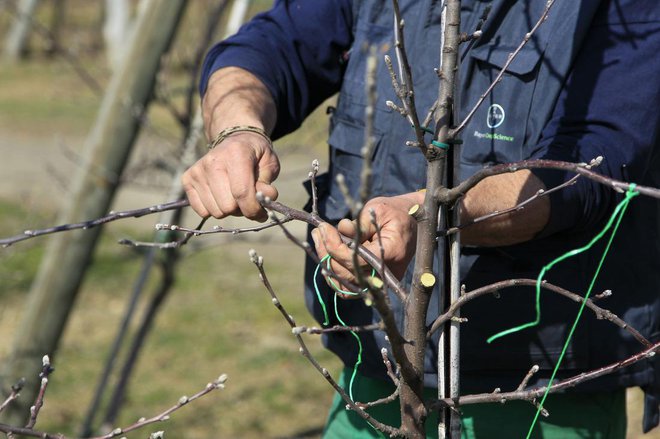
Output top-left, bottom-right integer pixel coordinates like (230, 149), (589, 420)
(255, 181), (278, 202)
(336, 218), (357, 237)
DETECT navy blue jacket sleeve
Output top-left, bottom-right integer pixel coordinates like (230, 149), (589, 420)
(199, 0), (354, 140)
(530, 1), (660, 236)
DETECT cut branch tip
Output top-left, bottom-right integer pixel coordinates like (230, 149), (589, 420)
(420, 272), (436, 288)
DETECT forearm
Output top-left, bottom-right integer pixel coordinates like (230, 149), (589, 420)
(402, 170), (549, 247)
(202, 67), (278, 139)
(459, 169), (549, 246)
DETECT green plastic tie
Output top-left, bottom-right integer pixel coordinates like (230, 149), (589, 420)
(431, 140), (450, 150)
(413, 124), (435, 134)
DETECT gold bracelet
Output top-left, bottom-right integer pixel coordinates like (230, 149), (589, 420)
(207, 125), (272, 150)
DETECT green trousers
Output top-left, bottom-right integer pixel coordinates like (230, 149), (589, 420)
(323, 369), (627, 439)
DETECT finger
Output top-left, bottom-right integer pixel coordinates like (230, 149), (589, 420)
(317, 223), (365, 282)
(182, 170), (211, 218)
(225, 150), (267, 221)
(183, 167), (224, 218)
(207, 168), (240, 217)
(183, 185), (210, 218)
(194, 180), (224, 218)
(336, 218), (357, 237)
(337, 217), (376, 242)
(312, 227), (352, 292)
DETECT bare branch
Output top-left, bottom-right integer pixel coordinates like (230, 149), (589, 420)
(382, 347), (400, 386)
(308, 159), (320, 216)
(0, 379), (25, 415)
(427, 279), (652, 348)
(118, 216), (292, 249)
(356, 386), (400, 410)
(292, 323), (384, 335)
(435, 158), (660, 204)
(248, 251), (401, 437)
(88, 375), (228, 439)
(25, 356), (54, 429)
(442, 175), (580, 236)
(0, 200), (189, 248)
(388, 0), (427, 154)
(431, 341), (659, 409)
(516, 365), (540, 392)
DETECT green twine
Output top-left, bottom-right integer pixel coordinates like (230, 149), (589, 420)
(334, 292), (363, 402)
(484, 184), (638, 438)
(313, 256), (331, 326)
(487, 184), (639, 344)
(313, 254), (376, 402)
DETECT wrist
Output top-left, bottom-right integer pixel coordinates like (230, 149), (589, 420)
(208, 125), (273, 150)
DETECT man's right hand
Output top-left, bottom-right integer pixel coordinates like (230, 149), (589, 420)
(181, 131), (280, 222)
(183, 67), (279, 222)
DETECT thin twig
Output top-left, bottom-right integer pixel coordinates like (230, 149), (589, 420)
(309, 159), (320, 216)
(292, 323), (384, 335)
(431, 341), (659, 409)
(118, 216), (292, 249)
(25, 356), (54, 429)
(356, 386), (400, 409)
(0, 379), (25, 415)
(427, 279), (652, 348)
(248, 251), (400, 437)
(442, 175), (580, 236)
(0, 374), (226, 438)
(381, 347), (400, 386)
(370, 209), (389, 298)
(387, 0), (427, 154)
(91, 375), (227, 439)
(516, 365), (540, 391)
(118, 217), (209, 249)
(435, 158), (660, 204)
(0, 200), (189, 248)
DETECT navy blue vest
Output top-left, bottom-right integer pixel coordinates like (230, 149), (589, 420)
(304, 0), (659, 430)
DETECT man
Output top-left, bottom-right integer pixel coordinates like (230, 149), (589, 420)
(183, 0), (659, 437)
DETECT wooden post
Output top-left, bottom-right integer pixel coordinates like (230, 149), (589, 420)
(0, 0), (188, 424)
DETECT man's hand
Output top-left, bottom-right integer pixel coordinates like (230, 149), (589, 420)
(183, 66), (279, 221)
(182, 132), (280, 221)
(309, 169), (550, 293)
(311, 193), (421, 292)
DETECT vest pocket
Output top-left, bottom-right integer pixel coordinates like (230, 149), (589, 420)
(459, 44), (544, 174)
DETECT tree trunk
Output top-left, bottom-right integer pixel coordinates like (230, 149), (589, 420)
(3, 0), (41, 61)
(103, 0), (131, 69)
(0, 0), (188, 425)
(225, 0), (250, 37)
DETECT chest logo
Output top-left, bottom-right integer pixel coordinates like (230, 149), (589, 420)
(487, 104), (505, 129)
